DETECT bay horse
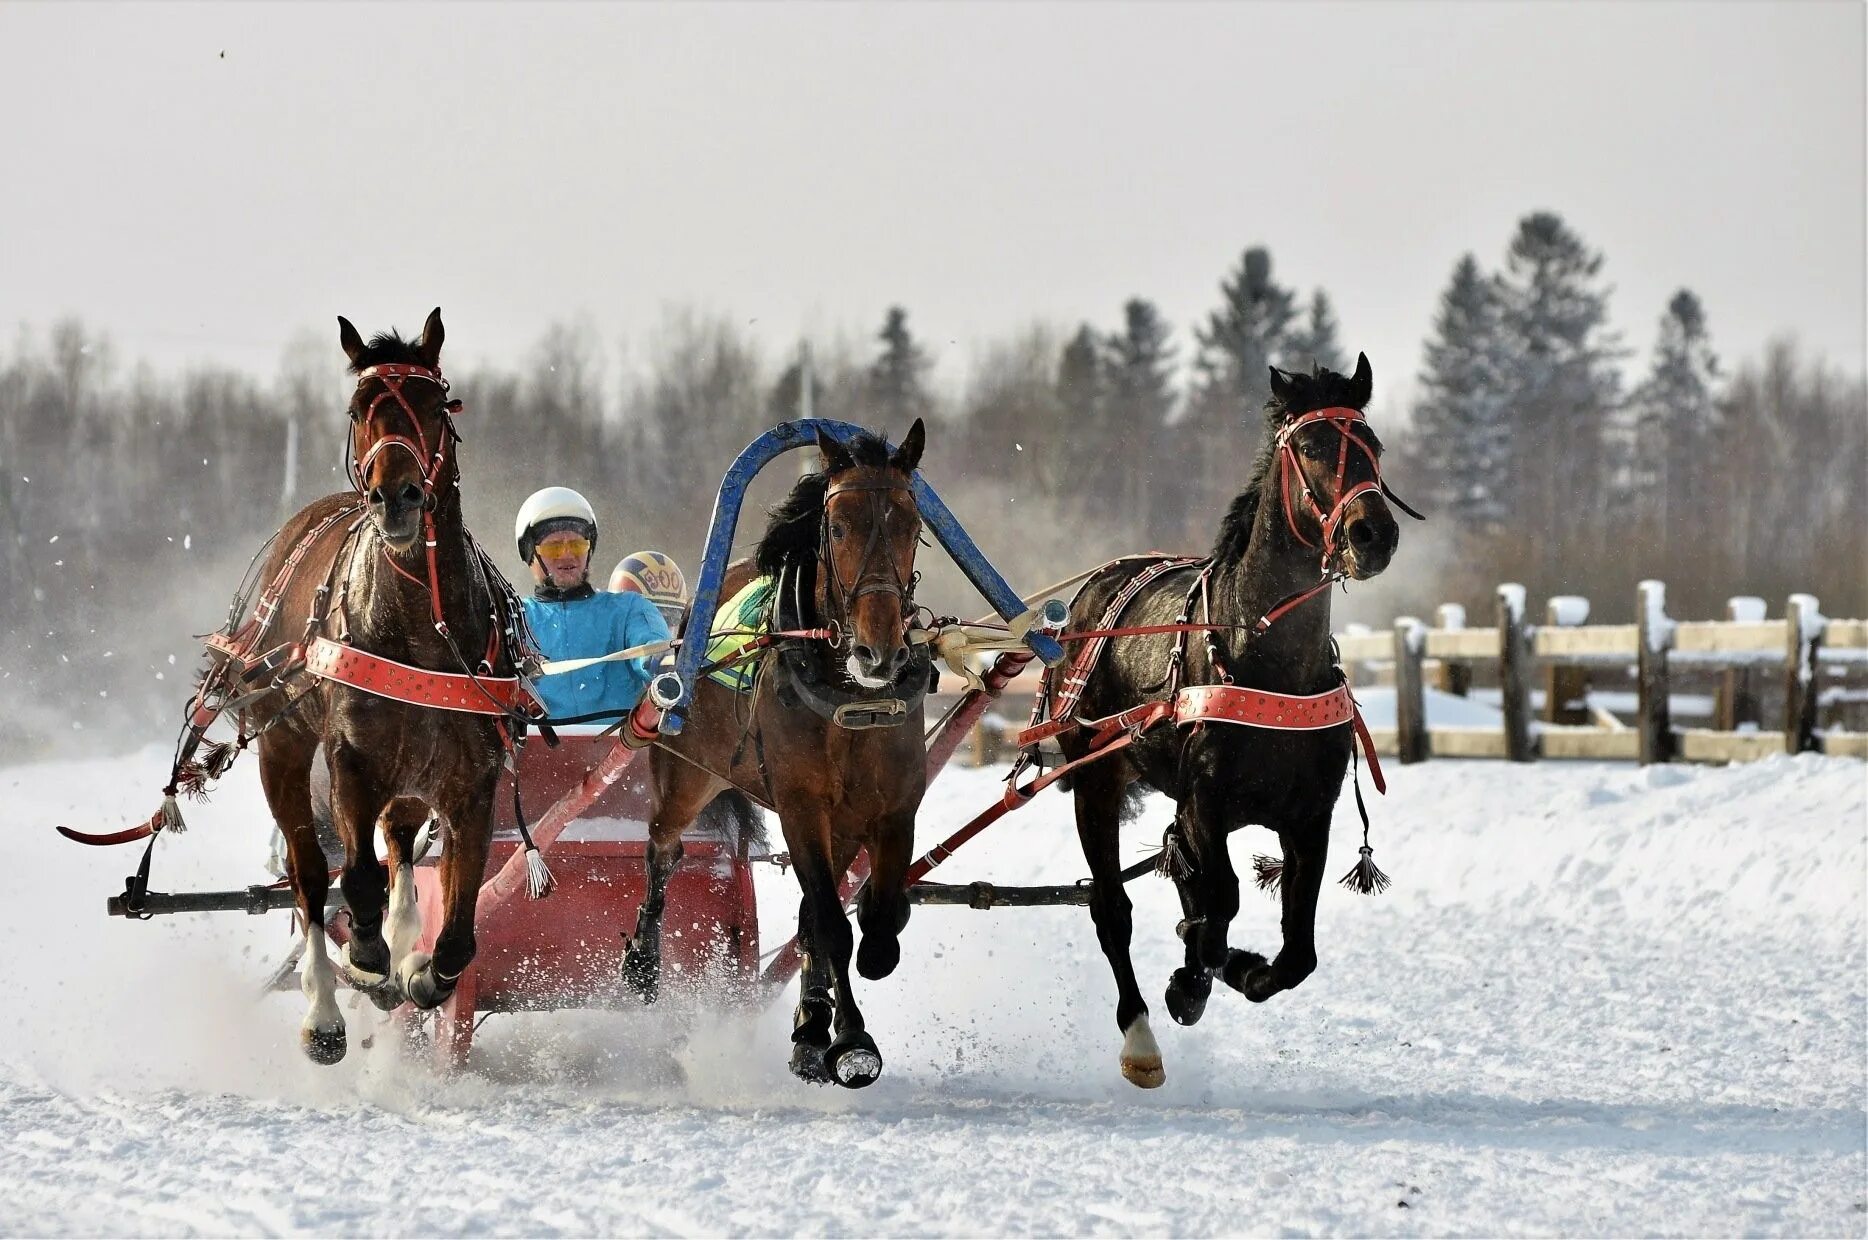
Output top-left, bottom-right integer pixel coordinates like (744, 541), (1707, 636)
(1048, 355), (1405, 1087)
(229, 310), (530, 1063)
(622, 422), (932, 1088)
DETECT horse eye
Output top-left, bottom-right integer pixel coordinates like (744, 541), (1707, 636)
(1301, 439), (1329, 461)
(830, 523), (845, 540)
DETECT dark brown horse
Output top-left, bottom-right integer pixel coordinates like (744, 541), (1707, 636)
(234, 310), (527, 1063)
(623, 423), (932, 1087)
(1054, 356), (1404, 1087)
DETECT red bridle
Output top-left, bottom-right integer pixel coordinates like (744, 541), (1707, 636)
(1275, 405), (1387, 569)
(346, 363), (476, 643)
(348, 363), (462, 500)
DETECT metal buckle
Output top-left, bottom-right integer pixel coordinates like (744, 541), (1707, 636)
(832, 697), (908, 730)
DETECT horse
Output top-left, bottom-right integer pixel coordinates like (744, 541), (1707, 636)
(225, 310), (530, 1063)
(1047, 354), (1406, 1088)
(621, 421), (933, 1088)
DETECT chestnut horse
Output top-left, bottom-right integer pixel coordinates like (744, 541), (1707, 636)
(235, 310), (529, 1063)
(623, 423), (933, 1088)
(1054, 356), (1407, 1087)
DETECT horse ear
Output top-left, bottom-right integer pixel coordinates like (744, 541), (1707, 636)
(416, 307), (444, 369)
(1348, 351), (1373, 408)
(890, 418), (926, 474)
(338, 316), (366, 367)
(1268, 366), (1296, 406)
(815, 427), (856, 475)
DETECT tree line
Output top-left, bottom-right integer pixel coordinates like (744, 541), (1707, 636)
(1, 209), (1862, 757)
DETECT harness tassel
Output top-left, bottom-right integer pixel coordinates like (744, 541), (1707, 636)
(1252, 853), (1284, 895)
(1338, 844), (1390, 895)
(153, 790), (186, 836)
(508, 768), (554, 900)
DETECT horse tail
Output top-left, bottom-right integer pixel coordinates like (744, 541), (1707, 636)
(696, 788), (766, 850)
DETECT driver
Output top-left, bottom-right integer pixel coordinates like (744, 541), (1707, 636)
(514, 487), (669, 721)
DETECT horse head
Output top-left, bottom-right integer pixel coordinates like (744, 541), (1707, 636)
(813, 419), (926, 688)
(1267, 352), (1404, 580)
(338, 308), (459, 553)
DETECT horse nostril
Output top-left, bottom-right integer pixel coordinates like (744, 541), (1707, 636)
(368, 486), (387, 507)
(852, 644), (879, 669)
(889, 646), (909, 673)
(1347, 519), (1377, 551)
(397, 482), (423, 509)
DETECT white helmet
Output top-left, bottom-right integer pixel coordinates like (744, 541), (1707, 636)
(515, 486), (598, 563)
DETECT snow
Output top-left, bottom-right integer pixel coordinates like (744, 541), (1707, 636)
(1641, 579), (1676, 654)
(1547, 595), (1590, 627)
(3, 746), (1864, 1236)
(1497, 582), (1525, 625)
(1728, 597), (1768, 624)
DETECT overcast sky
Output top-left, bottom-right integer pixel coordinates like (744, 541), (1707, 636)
(0, 1), (1861, 415)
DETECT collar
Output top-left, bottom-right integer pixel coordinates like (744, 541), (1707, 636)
(533, 581), (596, 603)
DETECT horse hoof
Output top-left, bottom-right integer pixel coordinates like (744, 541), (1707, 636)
(855, 934), (900, 981)
(301, 1024), (347, 1065)
(826, 1030), (882, 1089)
(789, 1039), (832, 1084)
(1221, 949), (1274, 1002)
(1165, 967), (1211, 1026)
(399, 953), (455, 1011)
(1119, 1015), (1164, 1089)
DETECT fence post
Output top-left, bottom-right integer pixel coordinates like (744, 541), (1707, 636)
(1394, 616), (1428, 764)
(1434, 603), (1470, 695)
(1543, 596), (1591, 726)
(1636, 579), (1674, 764)
(1714, 596), (1765, 731)
(1497, 583), (1534, 762)
(1784, 593), (1823, 754)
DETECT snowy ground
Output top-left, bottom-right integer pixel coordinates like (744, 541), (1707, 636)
(3, 746), (1864, 1236)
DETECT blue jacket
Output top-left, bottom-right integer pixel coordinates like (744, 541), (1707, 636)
(522, 589), (670, 721)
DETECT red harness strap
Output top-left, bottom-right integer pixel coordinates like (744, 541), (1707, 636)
(1023, 556), (1202, 745)
(301, 636), (535, 715)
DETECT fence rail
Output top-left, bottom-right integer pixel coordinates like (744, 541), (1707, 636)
(942, 581), (1867, 768)
(1342, 582), (1865, 766)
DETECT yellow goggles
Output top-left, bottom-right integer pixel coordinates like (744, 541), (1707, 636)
(536, 534), (591, 560)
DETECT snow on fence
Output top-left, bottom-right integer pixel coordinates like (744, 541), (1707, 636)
(940, 582), (1865, 768)
(1335, 583), (1868, 766)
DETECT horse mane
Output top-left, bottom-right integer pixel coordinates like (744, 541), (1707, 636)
(346, 330), (427, 374)
(755, 430), (896, 576)
(1211, 362), (1379, 562)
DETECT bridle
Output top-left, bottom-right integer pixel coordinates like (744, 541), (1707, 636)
(1274, 405), (1420, 573)
(817, 475), (920, 649)
(347, 362), (463, 504)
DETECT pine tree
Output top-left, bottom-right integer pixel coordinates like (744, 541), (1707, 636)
(1103, 299), (1178, 542)
(1184, 247), (1297, 539)
(1285, 289), (1345, 374)
(868, 306), (933, 427)
(1629, 290), (1720, 520)
(1189, 247), (1297, 429)
(1413, 254), (1512, 526)
(1494, 211), (1626, 537)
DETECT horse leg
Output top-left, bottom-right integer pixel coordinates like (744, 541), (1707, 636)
(378, 797), (430, 1005)
(818, 834), (883, 1088)
(259, 732), (344, 1064)
(326, 742), (395, 1003)
(399, 770), (496, 1012)
(1163, 807), (1213, 1027)
(788, 891), (835, 1083)
(784, 823), (879, 1088)
(1224, 814), (1327, 1002)
(855, 809), (914, 981)
(622, 761), (717, 1003)
(1073, 760), (1162, 1088)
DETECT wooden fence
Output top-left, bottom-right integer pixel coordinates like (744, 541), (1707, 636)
(1334, 582), (1867, 765)
(945, 581), (1867, 767)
